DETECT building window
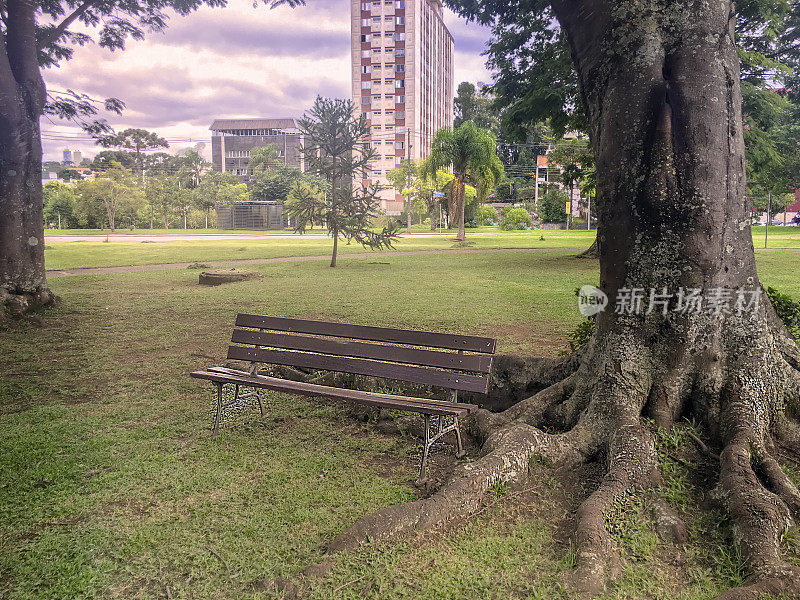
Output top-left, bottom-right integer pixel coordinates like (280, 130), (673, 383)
(362, 112), (372, 120)
(395, 48), (405, 57)
(362, 81), (372, 89)
(360, 34), (371, 42)
(361, 96), (371, 104)
(396, 126), (405, 134)
(361, 65), (371, 74)
(396, 95), (405, 103)
(395, 64), (405, 72)
(361, 2), (370, 9)
(395, 32), (405, 41)
(395, 0), (405, 7)
(385, 79), (394, 85)
(395, 79), (405, 88)
(395, 111), (405, 119)
(395, 141), (405, 149)
(372, 16), (380, 22)
(384, 32), (393, 37)
(361, 18), (370, 25)
(361, 49), (370, 58)
(395, 16), (404, 24)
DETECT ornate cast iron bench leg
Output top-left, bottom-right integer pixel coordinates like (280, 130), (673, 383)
(210, 383), (268, 438)
(416, 413), (467, 485)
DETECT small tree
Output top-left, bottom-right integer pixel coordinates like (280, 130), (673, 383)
(247, 145), (282, 176)
(291, 97), (399, 267)
(422, 122), (503, 241)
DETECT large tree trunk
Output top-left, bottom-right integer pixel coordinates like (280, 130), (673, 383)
(322, 1), (800, 598)
(0, 0), (56, 322)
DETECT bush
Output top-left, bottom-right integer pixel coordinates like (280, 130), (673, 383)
(500, 207), (532, 230)
(766, 287), (800, 343)
(540, 188), (569, 223)
(477, 204), (499, 226)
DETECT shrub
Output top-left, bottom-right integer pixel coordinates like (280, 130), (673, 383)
(500, 207), (532, 230)
(540, 188), (569, 223)
(766, 287), (800, 343)
(477, 204), (499, 226)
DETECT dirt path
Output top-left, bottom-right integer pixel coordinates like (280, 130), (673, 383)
(46, 247), (585, 277)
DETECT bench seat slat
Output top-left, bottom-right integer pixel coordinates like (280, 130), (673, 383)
(191, 368), (478, 416)
(230, 329), (493, 373)
(227, 346), (490, 394)
(235, 314), (497, 353)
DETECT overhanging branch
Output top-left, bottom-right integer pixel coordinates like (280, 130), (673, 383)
(38, 0), (93, 50)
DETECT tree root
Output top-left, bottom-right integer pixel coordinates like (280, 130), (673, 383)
(328, 422), (588, 552)
(570, 424), (660, 595)
(717, 434), (795, 579)
(0, 287), (58, 325)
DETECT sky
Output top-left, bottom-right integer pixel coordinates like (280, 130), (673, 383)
(41, 0), (493, 162)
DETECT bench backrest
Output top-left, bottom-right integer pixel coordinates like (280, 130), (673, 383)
(227, 314), (497, 395)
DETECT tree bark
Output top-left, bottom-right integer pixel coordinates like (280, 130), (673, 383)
(455, 175), (466, 241)
(0, 0), (56, 321)
(323, 1), (800, 597)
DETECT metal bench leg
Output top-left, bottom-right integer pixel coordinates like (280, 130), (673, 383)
(256, 389), (265, 417)
(453, 416), (465, 459)
(417, 414), (432, 484)
(211, 383), (223, 438)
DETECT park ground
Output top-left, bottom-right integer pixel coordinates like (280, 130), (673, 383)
(3, 228), (800, 599)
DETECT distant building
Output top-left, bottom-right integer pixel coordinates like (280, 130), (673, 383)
(351, 0), (454, 214)
(209, 118), (304, 179)
(62, 149), (73, 165)
(72, 150), (83, 166)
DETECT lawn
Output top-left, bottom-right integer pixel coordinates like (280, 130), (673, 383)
(42, 227), (800, 271)
(2, 250), (799, 599)
(43, 232), (594, 271)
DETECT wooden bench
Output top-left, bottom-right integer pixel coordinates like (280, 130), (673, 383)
(190, 314), (496, 481)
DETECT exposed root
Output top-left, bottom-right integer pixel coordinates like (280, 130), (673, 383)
(570, 424), (660, 596)
(714, 566), (800, 600)
(473, 374), (578, 437)
(0, 287), (58, 326)
(328, 422), (588, 552)
(754, 451), (800, 517)
(717, 433), (793, 579)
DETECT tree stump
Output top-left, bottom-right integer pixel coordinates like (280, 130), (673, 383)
(198, 269), (263, 286)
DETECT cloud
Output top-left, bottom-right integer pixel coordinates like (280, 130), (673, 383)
(40, 0), (493, 161)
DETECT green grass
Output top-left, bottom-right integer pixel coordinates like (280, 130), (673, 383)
(3, 250), (800, 599)
(43, 232), (593, 271)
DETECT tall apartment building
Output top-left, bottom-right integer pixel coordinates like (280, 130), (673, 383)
(351, 0), (454, 214)
(209, 118), (304, 179)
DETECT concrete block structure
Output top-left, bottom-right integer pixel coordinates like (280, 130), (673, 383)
(351, 0), (454, 214)
(209, 118), (304, 180)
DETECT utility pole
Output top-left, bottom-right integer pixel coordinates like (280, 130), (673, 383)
(405, 129), (412, 234)
(586, 195), (591, 231)
(765, 189), (771, 249)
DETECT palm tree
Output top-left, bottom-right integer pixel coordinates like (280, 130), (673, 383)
(422, 122), (504, 241)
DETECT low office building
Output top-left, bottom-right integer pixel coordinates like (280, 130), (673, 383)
(209, 118), (304, 179)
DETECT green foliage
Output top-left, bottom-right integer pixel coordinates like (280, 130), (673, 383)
(453, 81), (501, 134)
(422, 121), (504, 237)
(96, 128), (169, 177)
(247, 144), (281, 175)
(566, 318), (594, 353)
(499, 207), (532, 230)
(476, 204), (499, 226)
(540, 188), (569, 223)
(296, 96), (399, 263)
(43, 182), (77, 228)
(766, 286), (800, 342)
